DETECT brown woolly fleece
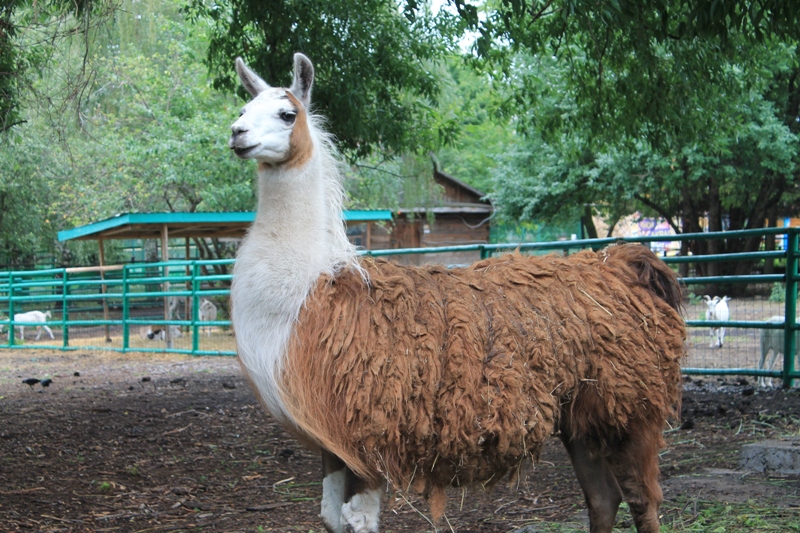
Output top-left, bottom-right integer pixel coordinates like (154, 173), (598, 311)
(280, 244), (686, 503)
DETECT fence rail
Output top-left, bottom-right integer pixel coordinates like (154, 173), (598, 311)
(1, 229), (799, 386)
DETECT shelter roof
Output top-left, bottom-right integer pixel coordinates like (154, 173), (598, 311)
(58, 210), (394, 242)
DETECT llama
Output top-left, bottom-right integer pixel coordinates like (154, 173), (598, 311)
(229, 53), (686, 533)
(702, 295), (729, 347)
(199, 299), (218, 336)
(11, 310), (54, 341)
(757, 316), (798, 388)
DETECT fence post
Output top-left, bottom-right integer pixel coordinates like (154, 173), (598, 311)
(61, 271), (69, 348)
(8, 273), (15, 345)
(192, 262), (199, 354)
(122, 266), (130, 352)
(784, 229), (798, 388)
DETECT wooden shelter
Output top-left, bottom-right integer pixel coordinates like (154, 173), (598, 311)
(371, 169), (494, 265)
(58, 210), (393, 347)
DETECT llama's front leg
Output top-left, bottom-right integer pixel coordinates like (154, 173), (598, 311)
(341, 468), (381, 533)
(321, 450), (347, 533)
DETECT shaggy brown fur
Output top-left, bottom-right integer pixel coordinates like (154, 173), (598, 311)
(281, 244), (685, 505)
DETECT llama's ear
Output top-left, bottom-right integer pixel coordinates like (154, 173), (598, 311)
(289, 53), (314, 108)
(236, 57), (270, 97)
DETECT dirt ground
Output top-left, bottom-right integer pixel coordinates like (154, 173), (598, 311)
(1, 349), (798, 533)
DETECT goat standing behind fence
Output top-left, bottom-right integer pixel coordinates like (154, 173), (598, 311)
(5, 310), (55, 341)
(703, 295), (730, 347)
(199, 299), (217, 336)
(758, 316), (798, 388)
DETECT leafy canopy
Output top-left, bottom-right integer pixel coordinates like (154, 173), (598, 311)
(183, 0), (464, 160)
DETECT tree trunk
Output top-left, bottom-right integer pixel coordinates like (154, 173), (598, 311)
(706, 176), (721, 278)
(581, 205), (599, 240)
(764, 208), (778, 275)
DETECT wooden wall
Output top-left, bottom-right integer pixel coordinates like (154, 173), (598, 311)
(346, 214), (489, 266)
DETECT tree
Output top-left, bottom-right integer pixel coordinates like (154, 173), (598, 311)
(447, 0), (800, 148)
(491, 39), (799, 276)
(0, 133), (62, 267)
(0, 0), (118, 134)
(182, 0), (464, 159)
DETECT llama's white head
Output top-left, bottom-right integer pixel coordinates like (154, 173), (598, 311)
(229, 53), (315, 167)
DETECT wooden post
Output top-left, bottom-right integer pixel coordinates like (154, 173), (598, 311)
(366, 221), (372, 250)
(98, 239), (111, 343)
(161, 224), (172, 349)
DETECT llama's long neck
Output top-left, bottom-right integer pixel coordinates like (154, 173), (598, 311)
(232, 135), (358, 425)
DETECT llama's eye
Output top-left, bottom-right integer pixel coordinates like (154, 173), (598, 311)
(279, 111), (297, 124)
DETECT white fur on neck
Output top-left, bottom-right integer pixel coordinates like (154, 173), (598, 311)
(232, 118), (360, 427)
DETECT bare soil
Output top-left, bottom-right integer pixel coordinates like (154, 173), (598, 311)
(1, 349), (798, 533)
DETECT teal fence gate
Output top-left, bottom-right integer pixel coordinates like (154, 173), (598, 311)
(0, 259), (235, 356)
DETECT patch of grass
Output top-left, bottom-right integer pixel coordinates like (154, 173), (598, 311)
(661, 499), (800, 532)
(505, 500), (800, 533)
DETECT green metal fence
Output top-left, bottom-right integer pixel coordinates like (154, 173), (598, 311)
(1, 228), (798, 386)
(0, 259), (235, 356)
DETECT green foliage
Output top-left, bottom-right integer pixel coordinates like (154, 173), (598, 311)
(433, 58), (515, 193)
(442, 1), (800, 149)
(769, 282), (786, 303)
(56, 1), (253, 219)
(0, 132), (61, 266)
(1, 0), (118, 133)
(182, 0), (463, 159)
(490, 38), (799, 255)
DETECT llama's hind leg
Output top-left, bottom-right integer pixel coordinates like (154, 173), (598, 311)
(560, 433), (622, 533)
(603, 425), (664, 533)
(342, 467), (381, 533)
(321, 450), (346, 533)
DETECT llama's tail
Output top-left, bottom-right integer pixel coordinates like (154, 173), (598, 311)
(604, 243), (683, 313)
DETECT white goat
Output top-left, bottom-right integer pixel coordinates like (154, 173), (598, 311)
(10, 310), (54, 341)
(199, 299), (217, 336)
(703, 295), (730, 348)
(758, 316), (798, 388)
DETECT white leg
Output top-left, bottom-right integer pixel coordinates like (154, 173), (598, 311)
(719, 327), (725, 348)
(767, 351), (781, 388)
(341, 488), (381, 533)
(757, 348), (769, 388)
(44, 325), (54, 339)
(321, 451), (346, 533)
(322, 469), (346, 532)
